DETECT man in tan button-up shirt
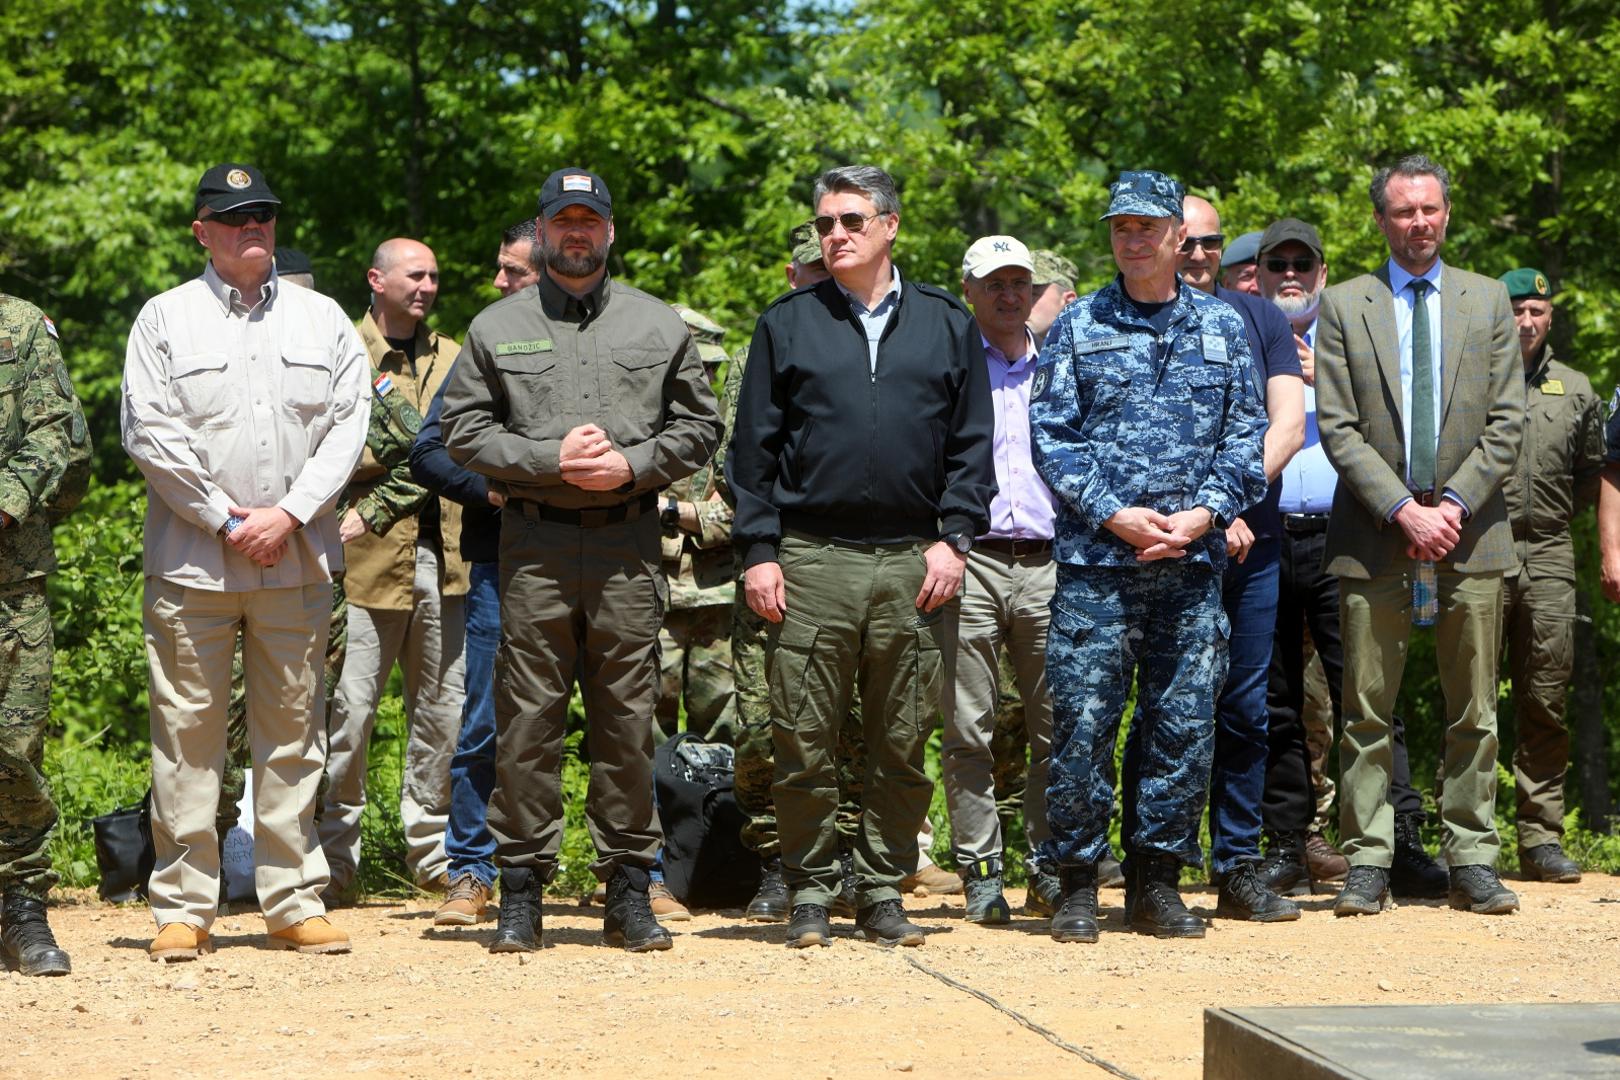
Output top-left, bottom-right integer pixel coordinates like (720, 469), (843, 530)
(123, 163), (369, 960)
(320, 238), (467, 896)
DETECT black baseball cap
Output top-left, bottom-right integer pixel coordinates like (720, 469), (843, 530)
(538, 168), (612, 219)
(195, 163), (281, 215)
(275, 248), (313, 276)
(1259, 218), (1324, 259)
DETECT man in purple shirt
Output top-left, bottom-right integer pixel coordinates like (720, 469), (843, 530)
(942, 235), (1061, 923)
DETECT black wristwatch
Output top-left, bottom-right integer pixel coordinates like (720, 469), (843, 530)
(661, 495), (680, 530)
(942, 531), (973, 555)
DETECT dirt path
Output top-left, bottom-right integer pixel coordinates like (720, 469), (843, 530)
(11, 876), (1620, 1079)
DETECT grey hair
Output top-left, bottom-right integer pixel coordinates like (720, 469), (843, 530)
(812, 165), (901, 217)
(1370, 154), (1452, 214)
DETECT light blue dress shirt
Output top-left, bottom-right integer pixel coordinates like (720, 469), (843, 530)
(1278, 320), (1338, 514)
(837, 267), (902, 376)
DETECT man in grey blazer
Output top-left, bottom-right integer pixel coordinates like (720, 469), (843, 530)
(1315, 154), (1524, 917)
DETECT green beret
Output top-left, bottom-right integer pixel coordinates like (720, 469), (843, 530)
(1500, 267), (1551, 300)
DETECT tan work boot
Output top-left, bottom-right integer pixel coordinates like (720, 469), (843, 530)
(434, 875), (494, 926)
(901, 863), (964, 896)
(267, 916), (351, 954)
(149, 922), (213, 963)
(648, 881), (691, 922)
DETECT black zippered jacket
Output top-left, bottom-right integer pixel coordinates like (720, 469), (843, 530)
(726, 273), (996, 569)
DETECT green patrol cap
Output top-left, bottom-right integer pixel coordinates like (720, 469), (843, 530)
(1500, 267), (1551, 300)
(671, 303), (728, 364)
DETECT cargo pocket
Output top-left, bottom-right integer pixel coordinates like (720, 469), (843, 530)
(910, 607), (945, 740)
(171, 352), (236, 427)
(767, 611), (820, 734)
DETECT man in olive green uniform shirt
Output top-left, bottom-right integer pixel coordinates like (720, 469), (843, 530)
(1494, 268), (1603, 883)
(443, 168), (721, 953)
(0, 294), (89, 976)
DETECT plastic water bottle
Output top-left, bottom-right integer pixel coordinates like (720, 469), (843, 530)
(1412, 560), (1438, 626)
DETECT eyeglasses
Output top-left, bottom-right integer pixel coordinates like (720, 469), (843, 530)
(1178, 233), (1223, 254)
(813, 211), (882, 237)
(1265, 256), (1318, 275)
(203, 205), (278, 227)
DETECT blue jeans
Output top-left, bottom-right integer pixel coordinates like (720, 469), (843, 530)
(446, 560), (500, 886)
(1206, 539), (1280, 875)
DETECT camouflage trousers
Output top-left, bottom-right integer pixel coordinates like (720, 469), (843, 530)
(657, 603), (738, 744)
(731, 592), (864, 859)
(1041, 563), (1225, 869)
(0, 579), (59, 900)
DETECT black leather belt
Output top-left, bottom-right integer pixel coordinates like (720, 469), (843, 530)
(976, 537), (1052, 558)
(512, 493), (657, 528)
(1282, 512), (1329, 534)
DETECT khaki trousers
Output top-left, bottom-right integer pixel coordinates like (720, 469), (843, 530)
(940, 546), (1054, 866)
(1338, 568), (1504, 868)
(322, 541), (465, 890)
(1502, 569), (1576, 847)
(144, 577), (332, 932)
(769, 534), (949, 908)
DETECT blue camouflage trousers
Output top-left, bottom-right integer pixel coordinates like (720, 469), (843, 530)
(1039, 562), (1227, 869)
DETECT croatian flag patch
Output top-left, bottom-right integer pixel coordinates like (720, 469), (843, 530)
(562, 174), (593, 192)
(374, 372), (394, 397)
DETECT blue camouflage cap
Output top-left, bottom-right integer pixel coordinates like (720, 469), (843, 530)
(1099, 170), (1186, 220)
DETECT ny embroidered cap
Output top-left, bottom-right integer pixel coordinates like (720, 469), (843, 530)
(1100, 170), (1185, 220)
(1499, 267), (1551, 300)
(962, 235), (1034, 279)
(1259, 218), (1324, 259)
(1222, 231), (1264, 268)
(195, 163), (280, 214)
(538, 168), (612, 219)
(1030, 249), (1078, 287)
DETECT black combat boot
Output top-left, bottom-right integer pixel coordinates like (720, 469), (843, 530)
(602, 864), (673, 952)
(786, 903), (831, 948)
(1448, 865), (1519, 915)
(1255, 830), (1310, 896)
(745, 856), (790, 922)
(1049, 865), (1099, 944)
(1128, 854), (1204, 939)
(961, 857), (1011, 925)
(854, 899), (925, 947)
(1332, 865), (1392, 917)
(488, 868), (541, 953)
(831, 850), (858, 918)
(1519, 842), (1581, 883)
(0, 894), (71, 977)
(1390, 812), (1448, 899)
(1215, 861), (1301, 923)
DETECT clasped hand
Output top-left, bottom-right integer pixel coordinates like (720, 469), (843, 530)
(559, 423), (632, 491)
(1104, 506), (1212, 562)
(1397, 499), (1462, 561)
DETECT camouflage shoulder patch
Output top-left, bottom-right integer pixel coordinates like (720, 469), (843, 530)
(70, 412), (86, 446)
(55, 362), (75, 400)
(1032, 363), (1052, 400)
(496, 339), (554, 356)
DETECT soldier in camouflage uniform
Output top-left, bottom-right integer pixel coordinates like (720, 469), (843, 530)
(1031, 171), (1267, 942)
(656, 305), (740, 744)
(0, 295), (89, 976)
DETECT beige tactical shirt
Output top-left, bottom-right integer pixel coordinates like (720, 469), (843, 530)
(341, 312), (468, 609)
(122, 264), (370, 591)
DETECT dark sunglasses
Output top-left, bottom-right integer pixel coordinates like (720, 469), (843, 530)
(1265, 256), (1318, 275)
(1178, 233), (1224, 254)
(204, 205), (278, 227)
(812, 211), (882, 237)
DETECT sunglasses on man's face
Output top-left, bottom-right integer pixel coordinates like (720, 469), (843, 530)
(813, 211), (882, 237)
(1265, 256), (1318, 275)
(204, 205), (278, 227)
(1178, 233), (1224, 254)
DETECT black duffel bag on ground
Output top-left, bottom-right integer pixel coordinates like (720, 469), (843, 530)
(90, 791), (154, 903)
(653, 732), (761, 909)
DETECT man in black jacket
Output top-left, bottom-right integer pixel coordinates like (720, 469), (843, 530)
(727, 164), (996, 948)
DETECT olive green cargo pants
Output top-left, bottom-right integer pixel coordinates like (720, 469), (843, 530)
(1502, 569), (1577, 848)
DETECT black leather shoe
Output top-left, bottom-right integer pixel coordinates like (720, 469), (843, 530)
(1050, 866), (1099, 944)
(603, 864), (674, 951)
(745, 857), (790, 922)
(1448, 865), (1520, 915)
(786, 903), (832, 948)
(489, 868), (541, 953)
(1024, 866), (1061, 917)
(831, 851), (858, 919)
(1255, 830), (1310, 896)
(1128, 854), (1204, 939)
(1332, 865), (1392, 917)
(1519, 843), (1581, 884)
(1390, 812), (1448, 898)
(0, 894), (71, 976)
(854, 899), (924, 947)
(1215, 861), (1301, 923)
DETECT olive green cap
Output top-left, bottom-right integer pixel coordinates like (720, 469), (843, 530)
(1499, 267), (1551, 300)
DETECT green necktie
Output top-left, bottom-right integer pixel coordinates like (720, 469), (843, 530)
(1409, 278), (1435, 493)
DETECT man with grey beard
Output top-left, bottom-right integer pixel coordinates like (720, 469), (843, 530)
(1255, 218), (1445, 900)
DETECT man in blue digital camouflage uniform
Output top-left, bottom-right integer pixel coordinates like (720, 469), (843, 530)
(1030, 170), (1267, 943)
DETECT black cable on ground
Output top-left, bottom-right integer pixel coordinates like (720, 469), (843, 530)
(897, 952), (1150, 1080)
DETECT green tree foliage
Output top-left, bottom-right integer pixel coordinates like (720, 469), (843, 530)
(4, 0), (1619, 879)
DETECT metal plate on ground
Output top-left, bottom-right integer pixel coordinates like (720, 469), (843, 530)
(1204, 1003), (1620, 1079)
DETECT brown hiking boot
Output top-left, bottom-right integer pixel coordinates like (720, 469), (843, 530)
(648, 881), (691, 922)
(148, 922), (213, 963)
(1305, 832), (1349, 882)
(434, 875), (493, 926)
(900, 863), (964, 896)
(267, 916), (351, 954)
